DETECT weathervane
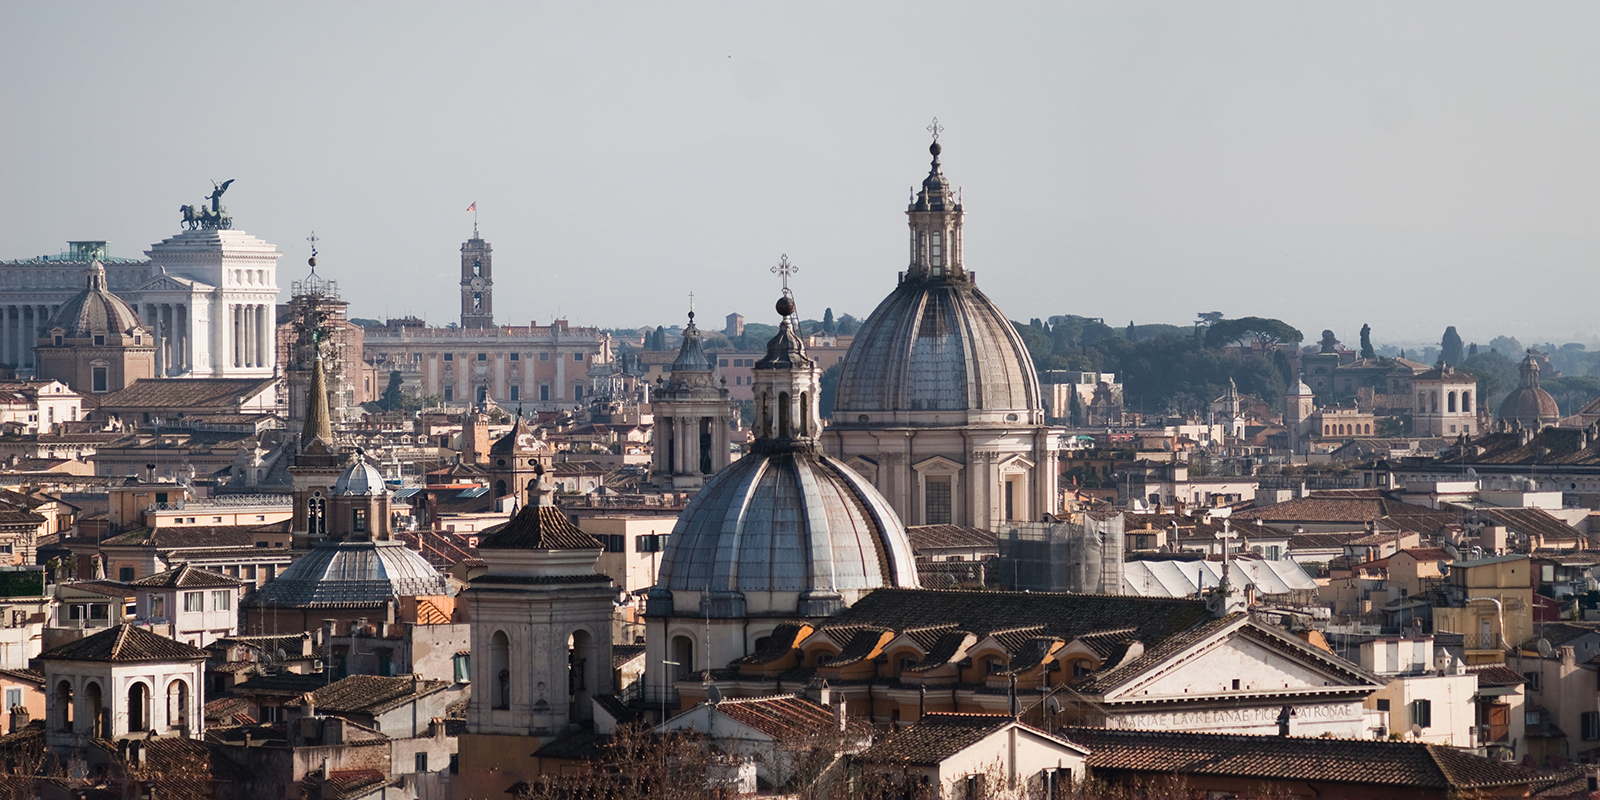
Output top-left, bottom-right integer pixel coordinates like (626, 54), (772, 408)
(927, 117), (943, 141)
(771, 254), (797, 297)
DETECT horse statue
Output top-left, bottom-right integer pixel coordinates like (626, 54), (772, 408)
(178, 203), (231, 230)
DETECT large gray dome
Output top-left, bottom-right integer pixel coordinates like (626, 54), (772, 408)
(244, 541), (447, 609)
(48, 261), (144, 338)
(654, 445), (919, 612)
(834, 280), (1042, 415)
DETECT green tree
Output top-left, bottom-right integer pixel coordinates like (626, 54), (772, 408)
(821, 308), (836, 335)
(1359, 324), (1374, 359)
(379, 370), (404, 411)
(817, 362), (842, 419)
(1319, 330), (1339, 354)
(1203, 317), (1303, 350)
(1441, 326), (1464, 366)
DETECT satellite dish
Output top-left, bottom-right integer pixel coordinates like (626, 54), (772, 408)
(706, 685), (723, 704)
(1046, 696), (1064, 715)
(1411, 724), (1422, 738)
(1537, 638), (1554, 659)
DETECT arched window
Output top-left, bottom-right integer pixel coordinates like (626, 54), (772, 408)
(55, 681), (72, 732)
(495, 479), (507, 497)
(167, 679), (189, 732)
(799, 392), (809, 436)
(85, 681), (103, 737)
(490, 631), (510, 709)
(307, 494), (326, 536)
(128, 681), (149, 732)
(568, 630), (596, 722)
(778, 392), (791, 438)
(1448, 392), (1457, 412)
(1462, 392), (1472, 413)
(1418, 392), (1427, 411)
(671, 635), (694, 679)
(758, 393), (771, 439)
(1430, 391), (1438, 413)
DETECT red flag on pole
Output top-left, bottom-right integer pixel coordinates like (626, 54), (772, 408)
(466, 201), (476, 212)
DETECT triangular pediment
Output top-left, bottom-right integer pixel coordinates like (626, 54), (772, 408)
(1100, 619), (1380, 702)
(912, 454), (964, 474)
(997, 454), (1036, 472)
(133, 274), (210, 293)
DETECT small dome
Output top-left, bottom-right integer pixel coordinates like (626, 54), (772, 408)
(834, 281), (1041, 415)
(243, 541), (448, 609)
(1499, 353), (1560, 427)
(48, 261), (143, 338)
(489, 415), (543, 456)
(333, 456), (387, 496)
(654, 448), (919, 609)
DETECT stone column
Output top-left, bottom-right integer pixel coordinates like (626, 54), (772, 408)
(230, 305), (240, 368)
(258, 304), (269, 370)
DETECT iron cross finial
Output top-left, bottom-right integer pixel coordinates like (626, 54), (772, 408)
(927, 117), (944, 141)
(771, 254), (797, 296)
(306, 231), (319, 258)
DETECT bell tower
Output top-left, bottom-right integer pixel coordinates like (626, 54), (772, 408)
(460, 227), (493, 329)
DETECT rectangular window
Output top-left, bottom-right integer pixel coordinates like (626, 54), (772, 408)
(925, 479), (952, 525)
(151, 595), (164, 619)
(477, 353), (487, 362)
(1584, 711), (1600, 741)
(453, 653), (471, 683)
(183, 592), (204, 612)
(1525, 672), (1542, 692)
(443, 386), (454, 402)
(539, 352), (549, 361)
(415, 752), (428, 773)
(540, 385), (550, 402)
(119, 566), (135, 582)
(4, 689), (20, 710)
(509, 386), (520, 401)
(353, 508), (368, 532)
(720, 359), (729, 367)
(1005, 480), (1016, 521)
(510, 353), (519, 361)
(574, 352), (584, 361)
(413, 353), (422, 362)
(573, 384), (583, 401)
(1411, 698), (1432, 729)
(443, 353), (453, 362)
(930, 230), (942, 267)
(89, 605), (108, 620)
(1376, 698), (1390, 711)
(93, 334), (106, 346)
(210, 590), (230, 611)
(92, 367), (108, 394)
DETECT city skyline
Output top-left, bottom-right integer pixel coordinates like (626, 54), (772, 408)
(5, 3), (1600, 348)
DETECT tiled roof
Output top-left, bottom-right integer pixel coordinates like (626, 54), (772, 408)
(88, 377), (276, 410)
(40, 624), (207, 663)
(477, 503), (599, 551)
(1235, 492), (1456, 527)
(316, 769), (391, 800)
(1465, 665), (1527, 687)
(1441, 427), (1600, 467)
(395, 529), (479, 568)
(231, 672), (330, 698)
(712, 694), (868, 739)
(59, 580), (134, 598)
(204, 695), (255, 726)
(820, 588), (1212, 659)
(0, 668), (41, 685)
(288, 674), (449, 716)
(101, 522), (286, 549)
(1449, 505), (1582, 542)
(127, 562), (242, 589)
(1063, 726), (1535, 790)
(857, 713), (1021, 765)
(906, 524), (997, 552)
(1396, 548), (1453, 562)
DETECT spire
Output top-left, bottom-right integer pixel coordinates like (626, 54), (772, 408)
(301, 353), (334, 450)
(669, 308), (714, 375)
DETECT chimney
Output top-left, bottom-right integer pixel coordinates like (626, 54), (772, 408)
(9, 705), (27, 734)
(834, 696), (847, 732)
(301, 631), (314, 658)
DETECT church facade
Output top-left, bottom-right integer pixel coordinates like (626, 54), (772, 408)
(825, 139), (1062, 530)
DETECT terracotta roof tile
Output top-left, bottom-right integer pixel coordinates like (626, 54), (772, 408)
(1064, 725), (1535, 790)
(857, 713), (1021, 765)
(906, 524), (998, 552)
(288, 674), (448, 716)
(712, 694), (867, 739)
(40, 624), (207, 663)
(127, 563), (242, 589)
(477, 504), (599, 551)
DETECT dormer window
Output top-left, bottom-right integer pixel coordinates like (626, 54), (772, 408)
(53, 335), (62, 347)
(93, 334), (105, 346)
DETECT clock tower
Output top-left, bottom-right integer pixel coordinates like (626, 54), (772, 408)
(460, 228), (494, 328)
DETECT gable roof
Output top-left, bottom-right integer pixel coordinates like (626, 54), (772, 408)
(127, 562), (242, 589)
(287, 674), (449, 716)
(1063, 725), (1534, 791)
(858, 713), (1082, 766)
(39, 624), (208, 663)
(1234, 491), (1456, 529)
(708, 694), (868, 739)
(906, 524), (997, 552)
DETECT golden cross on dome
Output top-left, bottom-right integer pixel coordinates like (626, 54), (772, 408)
(771, 254), (797, 296)
(927, 117), (943, 141)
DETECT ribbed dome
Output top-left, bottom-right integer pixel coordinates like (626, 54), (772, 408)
(654, 447), (919, 609)
(333, 456), (387, 496)
(834, 281), (1042, 415)
(1499, 353), (1560, 427)
(244, 541), (447, 609)
(48, 262), (143, 338)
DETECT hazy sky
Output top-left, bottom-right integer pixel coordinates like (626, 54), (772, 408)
(4, 2), (1599, 349)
